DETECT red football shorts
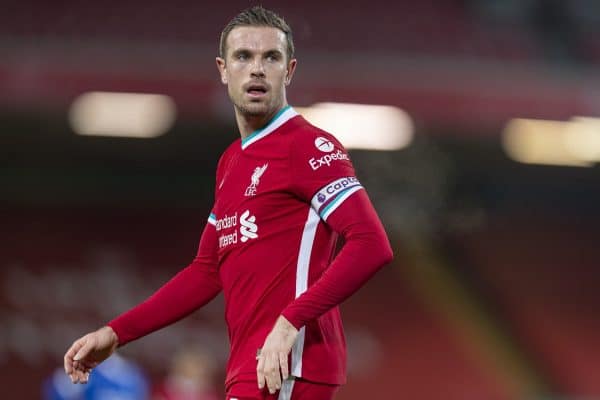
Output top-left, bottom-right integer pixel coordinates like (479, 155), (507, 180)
(226, 378), (339, 400)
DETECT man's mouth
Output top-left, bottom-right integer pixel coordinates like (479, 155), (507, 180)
(246, 83), (268, 98)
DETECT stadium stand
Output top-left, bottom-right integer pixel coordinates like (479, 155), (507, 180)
(451, 215), (600, 397)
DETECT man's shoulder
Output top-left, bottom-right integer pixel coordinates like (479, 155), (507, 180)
(285, 116), (341, 152)
(221, 138), (242, 160)
(215, 138), (241, 175)
(224, 138), (242, 155)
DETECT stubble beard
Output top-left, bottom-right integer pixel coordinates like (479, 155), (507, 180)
(229, 87), (282, 122)
(235, 101), (269, 118)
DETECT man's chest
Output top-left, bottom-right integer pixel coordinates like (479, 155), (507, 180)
(215, 151), (290, 212)
(212, 150), (306, 255)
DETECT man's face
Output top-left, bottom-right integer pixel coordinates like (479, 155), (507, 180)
(216, 26), (296, 118)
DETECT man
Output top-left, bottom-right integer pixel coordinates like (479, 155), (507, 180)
(64, 6), (393, 400)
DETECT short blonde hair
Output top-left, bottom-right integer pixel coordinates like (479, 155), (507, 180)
(219, 6), (295, 61)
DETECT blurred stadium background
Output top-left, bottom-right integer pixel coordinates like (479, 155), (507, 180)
(2, 0), (600, 399)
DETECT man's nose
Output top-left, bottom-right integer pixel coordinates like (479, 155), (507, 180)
(250, 58), (265, 78)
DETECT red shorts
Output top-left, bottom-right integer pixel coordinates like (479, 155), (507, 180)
(226, 378), (339, 400)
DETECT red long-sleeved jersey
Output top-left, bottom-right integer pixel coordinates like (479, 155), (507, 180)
(108, 106), (393, 393)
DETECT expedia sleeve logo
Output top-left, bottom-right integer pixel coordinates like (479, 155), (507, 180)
(308, 136), (350, 170)
(308, 150), (350, 171)
(310, 176), (363, 219)
(314, 136), (335, 152)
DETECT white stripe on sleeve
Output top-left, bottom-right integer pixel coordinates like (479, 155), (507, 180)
(291, 207), (320, 377)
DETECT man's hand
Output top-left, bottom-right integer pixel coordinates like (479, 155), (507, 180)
(256, 315), (299, 394)
(64, 326), (119, 384)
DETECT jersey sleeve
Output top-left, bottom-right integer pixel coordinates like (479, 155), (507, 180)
(107, 221), (221, 345)
(290, 130), (363, 221)
(107, 146), (233, 345)
(281, 190), (393, 329)
(282, 128), (393, 329)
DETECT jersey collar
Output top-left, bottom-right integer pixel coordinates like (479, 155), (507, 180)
(241, 105), (298, 150)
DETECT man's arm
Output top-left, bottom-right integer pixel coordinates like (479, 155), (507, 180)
(64, 223), (221, 384)
(257, 189), (392, 393)
(280, 189), (393, 328)
(108, 224), (221, 344)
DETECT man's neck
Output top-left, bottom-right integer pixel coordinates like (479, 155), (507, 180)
(236, 103), (288, 140)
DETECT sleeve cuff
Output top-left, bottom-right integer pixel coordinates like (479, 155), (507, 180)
(280, 309), (305, 331)
(106, 321), (127, 347)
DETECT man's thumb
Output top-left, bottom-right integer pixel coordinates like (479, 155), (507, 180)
(73, 341), (93, 361)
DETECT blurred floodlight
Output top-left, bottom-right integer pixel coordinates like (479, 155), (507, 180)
(502, 118), (591, 167)
(296, 103), (413, 150)
(69, 92), (177, 138)
(564, 117), (600, 163)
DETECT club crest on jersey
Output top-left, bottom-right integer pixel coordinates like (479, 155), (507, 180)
(244, 163), (268, 196)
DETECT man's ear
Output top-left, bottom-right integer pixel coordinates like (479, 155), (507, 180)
(285, 58), (297, 86)
(216, 57), (227, 85)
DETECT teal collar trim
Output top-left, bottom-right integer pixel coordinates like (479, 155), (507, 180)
(240, 105), (297, 150)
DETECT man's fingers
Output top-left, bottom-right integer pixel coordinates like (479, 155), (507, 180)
(64, 354), (72, 375)
(69, 364), (92, 384)
(78, 370), (90, 384)
(279, 352), (289, 381)
(256, 355), (265, 389)
(257, 317), (297, 393)
(72, 368), (84, 384)
(257, 352), (283, 393)
(265, 371), (277, 394)
(64, 338), (85, 374)
(265, 352), (281, 394)
(64, 332), (106, 384)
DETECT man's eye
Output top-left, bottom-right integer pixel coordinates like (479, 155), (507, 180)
(236, 53), (248, 60)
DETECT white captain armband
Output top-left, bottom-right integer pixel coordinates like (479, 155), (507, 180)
(310, 176), (364, 221)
